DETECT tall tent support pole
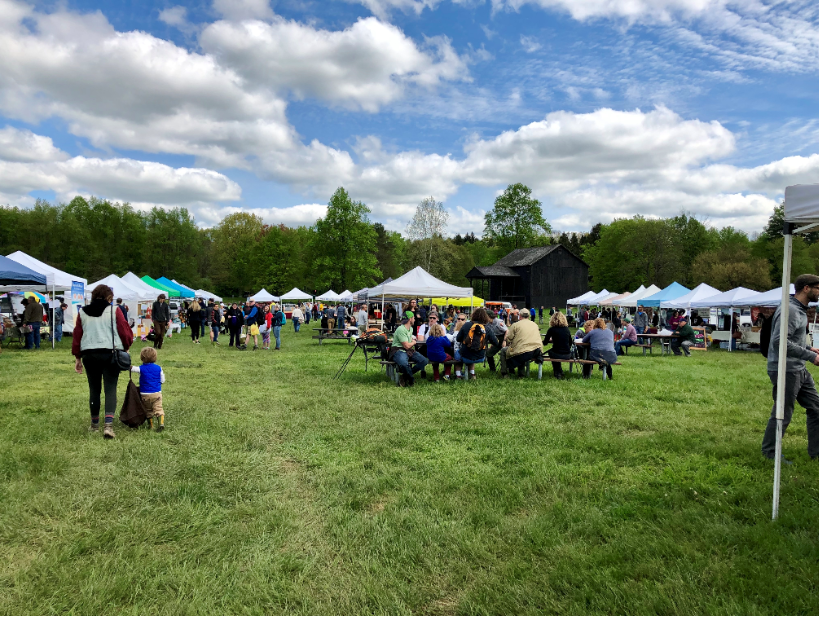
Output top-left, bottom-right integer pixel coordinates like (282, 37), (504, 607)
(51, 281), (55, 349)
(729, 308), (734, 352)
(773, 226), (794, 521)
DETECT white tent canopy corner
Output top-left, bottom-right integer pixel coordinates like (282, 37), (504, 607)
(660, 283), (722, 309)
(619, 284), (662, 308)
(280, 287), (313, 301)
(690, 286), (760, 309)
(248, 288), (279, 302)
(338, 290), (354, 302)
(195, 289), (223, 303)
(567, 290), (596, 305)
(316, 290), (340, 302)
(88, 274), (150, 301)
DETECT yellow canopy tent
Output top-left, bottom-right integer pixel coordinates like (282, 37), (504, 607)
(431, 296), (484, 307)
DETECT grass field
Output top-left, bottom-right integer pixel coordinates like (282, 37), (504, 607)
(2, 326), (819, 614)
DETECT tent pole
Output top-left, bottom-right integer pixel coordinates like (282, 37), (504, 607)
(772, 229), (793, 520)
(51, 281), (55, 350)
(729, 308), (733, 352)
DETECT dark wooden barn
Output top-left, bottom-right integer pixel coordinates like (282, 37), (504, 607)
(466, 246), (589, 309)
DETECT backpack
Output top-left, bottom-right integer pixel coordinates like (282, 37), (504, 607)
(360, 327), (388, 345)
(462, 323), (487, 352)
(275, 311), (285, 327)
(759, 312), (774, 358)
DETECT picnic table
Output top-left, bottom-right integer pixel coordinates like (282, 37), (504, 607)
(312, 327), (359, 345)
(637, 333), (680, 355)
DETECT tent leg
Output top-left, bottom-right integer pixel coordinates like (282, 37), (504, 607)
(773, 229), (793, 521)
(51, 282), (55, 350)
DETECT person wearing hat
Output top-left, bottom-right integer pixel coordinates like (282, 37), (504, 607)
(670, 316), (696, 356)
(615, 316), (638, 355)
(761, 273), (819, 463)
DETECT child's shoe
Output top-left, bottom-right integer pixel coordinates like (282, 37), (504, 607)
(103, 425), (115, 439)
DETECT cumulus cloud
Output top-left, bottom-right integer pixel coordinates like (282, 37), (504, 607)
(200, 17), (469, 112)
(520, 35), (542, 53)
(158, 6), (189, 28)
(0, 126), (68, 162)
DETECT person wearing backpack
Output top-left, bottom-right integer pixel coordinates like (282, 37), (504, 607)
(761, 274), (819, 463)
(454, 307), (498, 381)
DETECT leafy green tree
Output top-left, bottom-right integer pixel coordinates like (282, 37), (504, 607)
(142, 207), (201, 284)
(691, 247), (772, 290)
(669, 213), (714, 284)
(373, 223), (406, 280)
(212, 212), (264, 295)
(584, 217), (682, 290)
(406, 237), (474, 286)
(311, 187), (381, 291)
(483, 183), (551, 253)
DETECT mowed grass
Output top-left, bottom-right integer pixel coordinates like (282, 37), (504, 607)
(2, 326), (819, 615)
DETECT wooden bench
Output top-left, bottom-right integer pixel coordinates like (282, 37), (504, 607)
(621, 343), (653, 356)
(538, 356), (622, 380)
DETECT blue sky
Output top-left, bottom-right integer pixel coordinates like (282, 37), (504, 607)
(1, 0), (818, 236)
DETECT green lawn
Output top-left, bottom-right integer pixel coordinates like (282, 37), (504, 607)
(2, 327), (818, 614)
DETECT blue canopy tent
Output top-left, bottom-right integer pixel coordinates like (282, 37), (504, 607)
(0, 255), (47, 286)
(640, 282), (691, 308)
(157, 277), (194, 298)
(170, 279), (197, 297)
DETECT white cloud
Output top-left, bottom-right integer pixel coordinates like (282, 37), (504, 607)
(200, 17), (469, 112)
(198, 203), (328, 228)
(158, 6), (189, 28)
(0, 126), (68, 162)
(520, 35), (542, 53)
(212, 0), (274, 21)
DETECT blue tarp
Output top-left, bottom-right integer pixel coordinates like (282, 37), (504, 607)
(640, 282), (691, 307)
(0, 255), (47, 286)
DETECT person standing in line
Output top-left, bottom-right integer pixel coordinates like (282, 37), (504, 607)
(327, 304), (337, 331)
(23, 295), (44, 350)
(303, 303), (311, 325)
(187, 299), (202, 344)
(272, 303), (285, 350)
(243, 299), (260, 350)
(356, 304), (368, 331)
(152, 294), (170, 349)
(53, 302), (66, 343)
(633, 305), (648, 343)
(227, 303), (244, 347)
(539, 306), (544, 324)
(209, 299), (221, 346)
(336, 303), (346, 332)
(72, 284), (134, 439)
(291, 304), (304, 333)
(116, 298), (128, 324)
(261, 304), (273, 350)
(761, 274), (819, 463)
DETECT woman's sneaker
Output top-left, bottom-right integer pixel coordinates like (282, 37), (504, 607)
(103, 425), (115, 439)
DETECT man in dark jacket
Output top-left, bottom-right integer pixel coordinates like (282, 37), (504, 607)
(23, 296), (44, 350)
(671, 317), (696, 356)
(116, 298), (128, 323)
(152, 294), (170, 349)
(761, 274), (819, 462)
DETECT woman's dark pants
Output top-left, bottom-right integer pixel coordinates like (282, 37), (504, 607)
(82, 352), (120, 424)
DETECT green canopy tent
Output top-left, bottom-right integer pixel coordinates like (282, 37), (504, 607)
(141, 275), (181, 298)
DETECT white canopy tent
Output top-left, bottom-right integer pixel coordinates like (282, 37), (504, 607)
(567, 290), (596, 305)
(690, 286), (760, 309)
(660, 283), (721, 309)
(194, 289), (223, 303)
(249, 288), (279, 302)
(600, 291), (633, 306)
(88, 274), (151, 301)
(121, 272), (163, 299)
(369, 266), (473, 322)
(730, 285), (795, 308)
(576, 289), (611, 306)
(771, 184), (819, 520)
(280, 287), (313, 301)
(619, 284), (662, 308)
(338, 290), (354, 302)
(6, 251), (88, 339)
(316, 290), (340, 302)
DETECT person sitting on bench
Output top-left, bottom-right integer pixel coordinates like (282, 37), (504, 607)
(543, 311), (572, 379)
(499, 309), (542, 378)
(426, 323), (453, 382)
(390, 316), (428, 387)
(671, 317), (696, 356)
(580, 318), (618, 380)
(615, 316), (638, 355)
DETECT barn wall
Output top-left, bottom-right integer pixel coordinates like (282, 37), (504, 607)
(528, 248), (589, 308)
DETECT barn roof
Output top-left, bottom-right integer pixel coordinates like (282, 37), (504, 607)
(494, 246), (561, 267)
(466, 265), (519, 278)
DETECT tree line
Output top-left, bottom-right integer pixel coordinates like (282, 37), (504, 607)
(0, 184), (799, 298)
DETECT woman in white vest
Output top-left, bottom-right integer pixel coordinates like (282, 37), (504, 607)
(72, 284), (134, 439)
